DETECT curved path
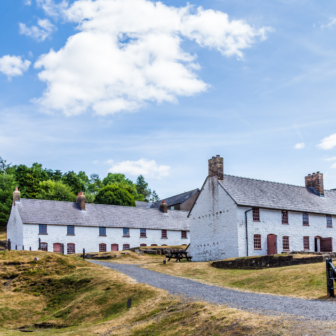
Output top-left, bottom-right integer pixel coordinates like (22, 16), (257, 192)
(89, 260), (336, 321)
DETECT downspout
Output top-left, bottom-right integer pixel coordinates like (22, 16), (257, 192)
(245, 208), (253, 257)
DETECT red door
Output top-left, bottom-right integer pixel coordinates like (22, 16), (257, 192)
(53, 243), (62, 253)
(111, 244), (119, 251)
(267, 235), (277, 255)
(321, 238), (333, 252)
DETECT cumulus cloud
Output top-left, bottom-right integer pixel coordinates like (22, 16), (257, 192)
(0, 55), (31, 78)
(108, 159), (171, 178)
(34, 0), (269, 116)
(19, 19), (56, 42)
(294, 142), (305, 149)
(317, 134), (336, 150)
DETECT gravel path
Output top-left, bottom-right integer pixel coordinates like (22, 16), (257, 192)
(89, 260), (336, 321)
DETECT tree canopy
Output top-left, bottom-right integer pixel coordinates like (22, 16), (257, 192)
(94, 184), (136, 207)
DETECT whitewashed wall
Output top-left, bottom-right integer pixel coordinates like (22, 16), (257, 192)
(237, 206), (336, 256)
(20, 224), (189, 254)
(189, 177), (238, 261)
(7, 204), (24, 249)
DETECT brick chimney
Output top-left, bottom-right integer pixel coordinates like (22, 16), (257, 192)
(208, 155), (224, 180)
(13, 187), (20, 204)
(76, 192), (86, 210)
(305, 172), (324, 196)
(160, 200), (168, 213)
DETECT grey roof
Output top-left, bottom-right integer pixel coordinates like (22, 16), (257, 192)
(150, 189), (199, 208)
(135, 201), (151, 208)
(219, 175), (336, 215)
(16, 198), (189, 231)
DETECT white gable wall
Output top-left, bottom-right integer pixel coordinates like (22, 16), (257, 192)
(7, 204), (24, 249)
(189, 177), (238, 261)
(237, 206), (336, 256)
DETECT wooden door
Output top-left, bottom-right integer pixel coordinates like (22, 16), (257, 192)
(111, 244), (119, 251)
(321, 238), (333, 252)
(267, 234), (277, 255)
(53, 243), (62, 253)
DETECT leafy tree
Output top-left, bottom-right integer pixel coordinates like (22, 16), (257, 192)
(0, 157), (11, 174)
(24, 168), (41, 199)
(0, 173), (16, 228)
(14, 164), (29, 193)
(102, 173), (134, 187)
(45, 169), (63, 181)
(38, 180), (76, 202)
(88, 173), (103, 194)
(150, 190), (160, 203)
(136, 175), (151, 201)
(94, 184), (136, 207)
(62, 171), (85, 194)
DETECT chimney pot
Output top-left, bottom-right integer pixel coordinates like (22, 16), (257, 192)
(76, 192), (86, 210)
(160, 201), (168, 213)
(208, 155), (224, 181)
(13, 187), (20, 204)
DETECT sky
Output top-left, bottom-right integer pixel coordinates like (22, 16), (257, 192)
(1, 0), (336, 199)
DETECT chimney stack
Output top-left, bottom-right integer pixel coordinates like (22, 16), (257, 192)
(13, 187), (20, 204)
(305, 171), (324, 196)
(208, 155), (224, 180)
(76, 192), (86, 210)
(160, 200), (168, 213)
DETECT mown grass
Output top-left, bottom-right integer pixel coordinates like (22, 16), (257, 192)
(1, 250), (335, 336)
(143, 261), (329, 299)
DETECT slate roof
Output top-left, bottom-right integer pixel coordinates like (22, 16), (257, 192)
(135, 201), (151, 208)
(16, 198), (189, 231)
(150, 189), (199, 208)
(219, 175), (336, 215)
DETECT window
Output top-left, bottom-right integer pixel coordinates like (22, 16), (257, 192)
(99, 227), (106, 236)
(123, 244), (130, 250)
(40, 243), (48, 251)
(283, 236), (289, 251)
(162, 230), (167, 238)
(303, 237), (310, 250)
(161, 244), (168, 246)
(282, 211), (288, 224)
(67, 243), (75, 254)
(123, 228), (130, 237)
(302, 213), (309, 226)
(181, 231), (187, 239)
(39, 224), (47, 234)
(171, 206), (175, 210)
(99, 243), (106, 252)
(140, 244), (147, 247)
(67, 225), (75, 235)
(254, 234), (261, 249)
(140, 228), (146, 238)
(151, 244), (158, 246)
(253, 208), (260, 222)
(327, 215), (333, 228)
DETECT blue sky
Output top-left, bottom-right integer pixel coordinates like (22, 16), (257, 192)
(1, 0), (336, 199)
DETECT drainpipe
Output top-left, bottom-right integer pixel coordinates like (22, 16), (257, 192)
(245, 208), (253, 257)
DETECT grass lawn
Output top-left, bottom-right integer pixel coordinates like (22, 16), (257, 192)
(1, 250), (333, 335)
(143, 260), (328, 299)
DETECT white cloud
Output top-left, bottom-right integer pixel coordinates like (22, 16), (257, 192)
(321, 18), (336, 29)
(19, 19), (56, 42)
(36, 0), (68, 17)
(108, 159), (171, 178)
(0, 55), (31, 78)
(317, 134), (336, 150)
(324, 157), (336, 161)
(331, 163), (336, 169)
(92, 160), (99, 164)
(34, 0), (269, 116)
(294, 142), (305, 149)
(24, 0), (32, 5)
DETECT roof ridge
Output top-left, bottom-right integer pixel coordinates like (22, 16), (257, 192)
(153, 188), (199, 203)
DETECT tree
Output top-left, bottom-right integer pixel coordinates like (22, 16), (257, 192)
(0, 157), (11, 174)
(102, 173), (134, 187)
(150, 190), (160, 203)
(24, 168), (41, 199)
(0, 173), (16, 228)
(38, 180), (76, 202)
(62, 171), (85, 194)
(136, 175), (151, 201)
(94, 184), (136, 207)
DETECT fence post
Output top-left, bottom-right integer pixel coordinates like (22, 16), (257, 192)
(38, 238), (41, 250)
(30, 247), (31, 251)
(326, 259), (335, 297)
(83, 248), (85, 260)
(22, 245), (24, 250)
(16, 245), (17, 250)
(8, 239), (11, 251)
(62, 244), (64, 255)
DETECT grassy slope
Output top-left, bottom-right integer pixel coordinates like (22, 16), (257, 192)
(1, 251), (334, 335)
(143, 261), (328, 299)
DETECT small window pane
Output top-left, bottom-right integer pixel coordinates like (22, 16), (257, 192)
(327, 215), (333, 228)
(140, 228), (146, 237)
(67, 243), (75, 254)
(40, 243), (48, 251)
(303, 237), (309, 250)
(67, 225), (75, 235)
(162, 230), (167, 238)
(99, 243), (106, 252)
(181, 231), (187, 238)
(99, 227), (106, 236)
(39, 224), (47, 234)
(123, 228), (130, 236)
(283, 236), (289, 251)
(303, 213), (309, 226)
(254, 234), (261, 249)
(253, 208), (260, 222)
(282, 211), (288, 224)
(123, 244), (130, 250)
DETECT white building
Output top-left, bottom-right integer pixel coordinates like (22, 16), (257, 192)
(189, 155), (336, 262)
(7, 191), (189, 254)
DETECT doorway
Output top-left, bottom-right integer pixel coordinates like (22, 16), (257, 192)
(53, 243), (62, 253)
(315, 237), (321, 252)
(267, 234), (277, 255)
(111, 244), (119, 251)
(321, 238), (333, 252)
